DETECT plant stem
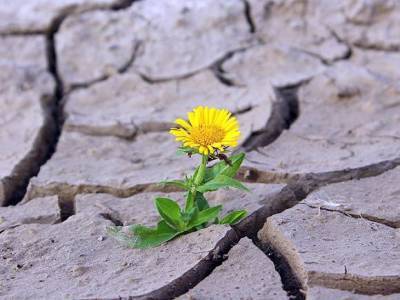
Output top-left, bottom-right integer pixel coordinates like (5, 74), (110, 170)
(185, 189), (195, 212)
(194, 155), (207, 186)
(185, 155), (207, 212)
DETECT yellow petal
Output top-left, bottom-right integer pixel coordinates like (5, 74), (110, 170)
(175, 118), (192, 130)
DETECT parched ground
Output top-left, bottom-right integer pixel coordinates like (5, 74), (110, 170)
(1, 0), (400, 299)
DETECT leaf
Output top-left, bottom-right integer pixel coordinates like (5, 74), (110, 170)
(181, 206), (198, 224)
(130, 220), (179, 249)
(195, 192), (210, 211)
(188, 205), (222, 228)
(107, 226), (137, 248)
(155, 197), (185, 231)
(220, 210), (248, 225)
(159, 179), (188, 190)
(196, 175), (250, 193)
(204, 153), (245, 182)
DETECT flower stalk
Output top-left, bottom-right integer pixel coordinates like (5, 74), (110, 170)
(108, 106), (249, 249)
(194, 155), (207, 186)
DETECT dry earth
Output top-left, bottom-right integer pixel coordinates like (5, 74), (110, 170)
(1, 0), (400, 299)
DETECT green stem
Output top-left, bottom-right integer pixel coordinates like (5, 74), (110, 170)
(194, 155), (207, 186)
(185, 189), (195, 212)
(185, 155), (208, 212)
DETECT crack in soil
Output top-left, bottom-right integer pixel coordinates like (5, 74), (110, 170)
(67, 40), (143, 93)
(3, 0), (142, 207)
(237, 155), (400, 188)
(1, 94), (57, 206)
(63, 96), (257, 140)
(309, 272), (400, 296)
(24, 182), (182, 221)
(210, 44), (261, 87)
(242, 84), (300, 151)
(254, 238), (306, 300)
(0, 1), (137, 35)
(241, 0), (256, 33)
(128, 229), (241, 300)
(3, 1), (400, 298)
(302, 203), (400, 229)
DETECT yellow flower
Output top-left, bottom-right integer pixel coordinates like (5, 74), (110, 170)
(170, 106), (241, 155)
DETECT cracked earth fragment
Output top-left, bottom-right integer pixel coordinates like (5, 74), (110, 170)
(179, 238), (287, 299)
(64, 70), (275, 142)
(304, 166), (400, 228)
(0, 196), (60, 233)
(221, 43), (326, 88)
(259, 205), (400, 295)
(292, 61), (400, 140)
(0, 0), (131, 34)
(0, 36), (55, 206)
(309, 287), (400, 300)
(352, 48), (400, 102)
(2, 0), (400, 299)
(0, 210), (230, 299)
(242, 61), (400, 182)
(319, 0), (400, 51)
(247, 0), (350, 63)
(24, 131), (197, 202)
(57, 0), (255, 87)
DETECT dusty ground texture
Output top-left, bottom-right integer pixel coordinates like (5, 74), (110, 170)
(0, 0), (400, 299)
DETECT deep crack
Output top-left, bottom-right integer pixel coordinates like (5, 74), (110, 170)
(231, 181), (312, 300)
(241, 0), (256, 33)
(254, 238), (306, 300)
(132, 229), (241, 300)
(241, 83), (300, 151)
(6, 0), (143, 206)
(58, 195), (75, 222)
(210, 45), (260, 87)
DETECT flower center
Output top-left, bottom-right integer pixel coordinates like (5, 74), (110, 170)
(190, 125), (226, 146)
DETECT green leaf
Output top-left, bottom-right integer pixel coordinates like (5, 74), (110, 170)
(107, 226), (137, 248)
(220, 210), (248, 225)
(107, 222), (179, 249)
(188, 205), (222, 228)
(130, 220), (179, 249)
(155, 197), (185, 231)
(159, 179), (188, 190)
(204, 153), (245, 182)
(195, 192), (210, 211)
(181, 206), (198, 224)
(196, 175), (250, 193)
